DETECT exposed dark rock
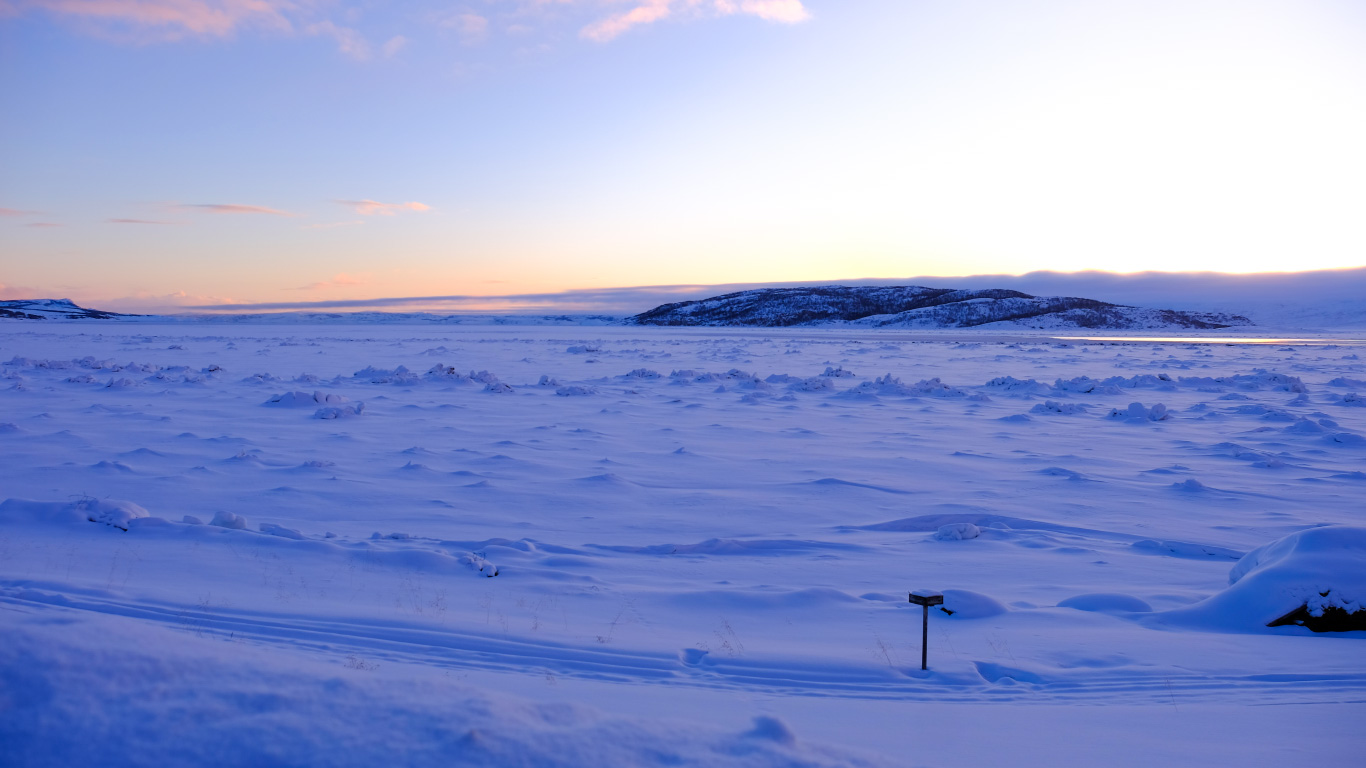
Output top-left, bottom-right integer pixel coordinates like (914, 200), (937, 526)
(0, 299), (135, 320)
(630, 285), (1251, 330)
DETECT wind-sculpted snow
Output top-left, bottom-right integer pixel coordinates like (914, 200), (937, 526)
(1155, 526), (1366, 632)
(631, 285), (1251, 329)
(1, 324), (1363, 766)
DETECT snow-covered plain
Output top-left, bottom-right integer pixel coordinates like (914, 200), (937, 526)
(2, 323), (1364, 766)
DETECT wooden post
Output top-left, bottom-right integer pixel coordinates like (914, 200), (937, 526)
(908, 590), (944, 671)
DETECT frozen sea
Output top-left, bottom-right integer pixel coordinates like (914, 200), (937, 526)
(2, 322), (1364, 766)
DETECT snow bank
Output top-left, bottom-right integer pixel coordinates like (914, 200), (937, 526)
(1156, 526), (1366, 632)
(0, 497), (149, 530)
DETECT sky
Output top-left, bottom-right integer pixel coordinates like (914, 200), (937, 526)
(2, 0), (1365, 313)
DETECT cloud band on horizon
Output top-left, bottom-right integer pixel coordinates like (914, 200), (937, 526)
(171, 268), (1366, 317)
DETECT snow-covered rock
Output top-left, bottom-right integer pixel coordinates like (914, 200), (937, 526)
(1158, 526), (1366, 632)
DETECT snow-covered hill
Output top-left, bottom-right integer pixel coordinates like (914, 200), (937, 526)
(631, 286), (1252, 329)
(0, 298), (135, 320)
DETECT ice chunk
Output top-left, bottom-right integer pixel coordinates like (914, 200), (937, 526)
(210, 511), (248, 530)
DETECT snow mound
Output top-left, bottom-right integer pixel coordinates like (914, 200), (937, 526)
(933, 522), (980, 541)
(1107, 402), (1169, 421)
(424, 364), (471, 383)
(353, 365), (420, 385)
(461, 552), (499, 577)
(1058, 593), (1153, 613)
(211, 511), (248, 529)
(985, 376), (1049, 395)
(791, 376), (836, 392)
(315, 402), (365, 419)
(939, 589), (1008, 618)
(847, 374), (965, 398)
(0, 497), (149, 531)
(1031, 400), (1088, 415)
(1158, 526), (1366, 632)
(265, 390), (349, 407)
(260, 522), (305, 540)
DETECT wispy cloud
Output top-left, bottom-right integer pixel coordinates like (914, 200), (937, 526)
(380, 34), (407, 57)
(336, 199), (431, 216)
(439, 11), (488, 45)
(0, 207), (40, 216)
(13, 1), (384, 58)
(175, 203), (294, 216)
(581, 0), (810, 42)
(13, 1), (813, 53)
(722, 0), (810, 24)
(21, 0), (293, 41)
(183, 283), (751, 313)
(307, 19), (370, 60)
(25, 221), (61, 227)
(107, 217), (170, 224)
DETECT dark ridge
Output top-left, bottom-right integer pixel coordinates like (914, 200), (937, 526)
(0, 299), (136, 320)
(630, 285), (1250, 330)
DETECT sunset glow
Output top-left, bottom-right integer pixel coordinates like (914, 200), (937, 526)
(3, 1), (1364, 312)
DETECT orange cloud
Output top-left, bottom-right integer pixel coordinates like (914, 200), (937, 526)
(581, 0), (809, 41)
(581, 0), (670, 42)
(0, 207), (40, 216)
(723, 0), (809, 23)
(336, 199), (431, 216)
(0, 281), (50, 300)
(176, 203), (294, 216)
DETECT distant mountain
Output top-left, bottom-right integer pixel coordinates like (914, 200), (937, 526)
(0, 299), (135, 320)
(630, 286), (1252, 330)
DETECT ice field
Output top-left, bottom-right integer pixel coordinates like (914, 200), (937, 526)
(2, 323), (1364, 766)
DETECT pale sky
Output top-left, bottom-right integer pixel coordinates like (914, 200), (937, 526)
(2, 0), (1365, 312)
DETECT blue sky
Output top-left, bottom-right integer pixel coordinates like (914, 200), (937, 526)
(2, 0), (1365, 312)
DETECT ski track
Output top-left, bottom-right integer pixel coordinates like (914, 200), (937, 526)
(5, 584), (1364, 705)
